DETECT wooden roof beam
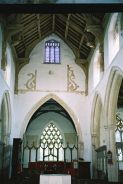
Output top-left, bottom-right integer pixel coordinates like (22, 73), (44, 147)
(79, 35), (84, 50)
(52, 14), (55, 32)
(21, 32), (27, 51)
(65, 14), (71, 39)
(58, 14), (85, 35)
(36, 14), (41, 39)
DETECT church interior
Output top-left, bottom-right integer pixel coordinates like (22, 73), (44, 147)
(0, 10), (123, 184)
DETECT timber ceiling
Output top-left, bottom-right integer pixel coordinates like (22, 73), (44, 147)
(4, 13), (105, 65)
(3, 13), (123, 112)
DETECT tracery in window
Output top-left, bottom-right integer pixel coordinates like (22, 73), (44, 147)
(40, 122), (63, 161)
(45, 39), (60, 64)
(115, 115), (123, 161)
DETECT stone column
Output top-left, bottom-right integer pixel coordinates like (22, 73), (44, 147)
(91, 133), (98, 179)
(78, 141), (84, 159)
(107, 124), (118, 182)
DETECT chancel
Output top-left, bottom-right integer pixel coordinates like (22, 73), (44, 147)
(0, 11), (123, 184)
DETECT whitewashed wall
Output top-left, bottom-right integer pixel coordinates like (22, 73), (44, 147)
(88, 13), (123, 181)
(0, 43), (15, 144)
(15, 34), (92, 161)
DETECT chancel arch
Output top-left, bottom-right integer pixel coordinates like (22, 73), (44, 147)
(22, 94), (81, 168)
(21, 93), (81, 139)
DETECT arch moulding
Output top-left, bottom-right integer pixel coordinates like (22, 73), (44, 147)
(105, 66), (123, 126)
(0, 90), (11, 140)
(91, 92), (102, 148)
(20, 93), (82, 142)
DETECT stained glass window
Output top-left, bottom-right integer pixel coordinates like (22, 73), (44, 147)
(45, 39), (60, 64)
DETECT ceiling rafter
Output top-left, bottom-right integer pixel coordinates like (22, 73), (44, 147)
(65, 14), (71, 39)
(79, 27), (86, 50)
(9, 13), (105, 60)
(18, 32), (26, 53)
(55, 31), (79, 57)
(52, 14), (55, 32)
(58, 14), (86, 36)
(36, 14), (41, 39)
(79, 35), (85, 50)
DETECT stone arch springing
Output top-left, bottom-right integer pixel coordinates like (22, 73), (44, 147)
(91, 92), (102, 149)
(90, 92), (103, 179)
(105, 67), (123, 129)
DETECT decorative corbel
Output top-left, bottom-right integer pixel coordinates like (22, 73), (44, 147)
(83, 14), (104, 72)
(83, 14), (103, 50)
(5, 14), (22, 46)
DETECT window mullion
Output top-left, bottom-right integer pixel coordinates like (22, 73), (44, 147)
(45, 40), (60, 64)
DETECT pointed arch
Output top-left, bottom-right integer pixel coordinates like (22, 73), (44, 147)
(104, 67), (123, 182)
(105, 66), (123, 126)
(91, 92), (102, 148)
(0, 91), (11, 179)
(20, 93), (82, 142)
(0, 90), (11, 143)
(40, 121), (64, 161)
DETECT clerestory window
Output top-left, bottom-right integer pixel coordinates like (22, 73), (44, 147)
(44, 39), (60, 64)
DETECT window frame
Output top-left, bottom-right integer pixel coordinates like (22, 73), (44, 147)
(44, 39), (60, 64)
(40, 122), (63, 161)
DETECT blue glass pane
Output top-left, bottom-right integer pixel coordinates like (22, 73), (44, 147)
(45, 39), (60, 63)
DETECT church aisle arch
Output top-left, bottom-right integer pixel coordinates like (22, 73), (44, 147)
(91, 92), (107, 180)
(0, 91), (11, 179)
(104, 66), (123, 182)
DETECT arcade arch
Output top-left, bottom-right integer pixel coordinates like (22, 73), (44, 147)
(104, 67), (123, 181)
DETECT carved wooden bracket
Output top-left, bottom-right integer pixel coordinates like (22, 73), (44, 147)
(83, 14), (104, 53)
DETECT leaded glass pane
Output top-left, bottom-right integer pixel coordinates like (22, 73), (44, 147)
(40, 122), (63, 161)
(115, 115), (123, 143)
(44, 39), (60, 64)
(117, 148), (123, 161)
(115, 130), (121, 142)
